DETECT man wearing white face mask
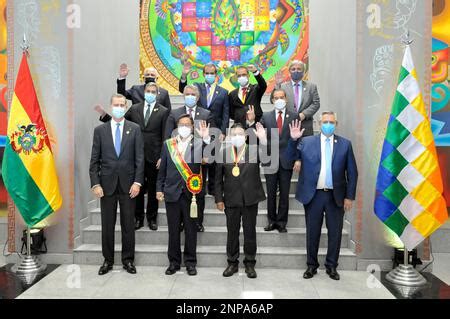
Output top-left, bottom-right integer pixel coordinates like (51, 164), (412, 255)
(157, 115), (211, 276)
(215, 124), (266, 279)
(252, 89), (299, 233)
(228, 64), (267, 127)
(164, 85), (216, 232)
(90, 94), (144, 276)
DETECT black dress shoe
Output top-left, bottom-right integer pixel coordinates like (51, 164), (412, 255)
(278, 226), (288, 233)
(134, 220), (144, 230)
(123, 262), (137, 274)
(149, 220), (158, 231)
(186, 266), (197, 276)
(98, 261), (113, 275)
(303, 267), (317, 279)
(165, 264), (180, 275)
(197, 223), (205, 232)
(223, 264), (239, 277)
(245, 265), (257, 279)
(264, 223), (277, 231)
(326, 267), (340, 280)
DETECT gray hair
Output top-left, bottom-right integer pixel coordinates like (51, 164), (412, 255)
(289, 60), (306, 71)
(145, 82), (159, 91)
(319, 111), (337, 122)
(110, 93), (127, 105)
(183, 84), (200, 99)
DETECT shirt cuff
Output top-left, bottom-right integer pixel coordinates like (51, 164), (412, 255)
(91, 184), (101, 190)
(117, 77), (126, 80)
(246, 120), (255, 126)
(133, 182), (142, 187)
(253, 71), (260, 76)
(180, 78), (187, 83)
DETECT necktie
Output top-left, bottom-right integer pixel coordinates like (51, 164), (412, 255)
(188, 108), (193, 119)
(144, 105), (151, 126)
(294, 83), (300, 112)
(115, 123), (121, 157)
(242, 87), (247, 102)
(325, 138), (333, 188)
(277, 111), (283, 135)
(206, 85), (212, 108)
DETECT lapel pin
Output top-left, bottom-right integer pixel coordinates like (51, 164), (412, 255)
(197, 112), (200, 116)
(286, 114), (290, 118)
(334, 140), (337, 143)
(126, 131), (130, 135)
(154, 108), (159, 112)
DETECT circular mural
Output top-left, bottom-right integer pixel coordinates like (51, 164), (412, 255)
(140, 0), (308, 92)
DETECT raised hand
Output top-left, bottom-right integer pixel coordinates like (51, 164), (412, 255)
(181, 61), (192, 79)
(247, 64), (258, 73)
(289, 119), (305, 140)
(94, 104), (105, 115)
(119, 63), (129, 78)
(246, 105), (256, 123)
(254, 122), (267, 142)
(275, 70), (284, 86)
(196, 120), (210, 139)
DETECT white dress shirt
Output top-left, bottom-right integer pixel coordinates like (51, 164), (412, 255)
(238, 84), (250, 102)
(316, 133), (334, 189)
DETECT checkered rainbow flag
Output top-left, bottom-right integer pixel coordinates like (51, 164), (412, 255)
(374, 45), (448, 251)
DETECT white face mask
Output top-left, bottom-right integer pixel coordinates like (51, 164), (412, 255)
(231, 135), (246, 148)
(238, 76), (249, 87)
(178, 126), (192, 138)
(274, 99), (287, 110)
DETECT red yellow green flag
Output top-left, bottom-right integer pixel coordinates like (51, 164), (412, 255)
(2, 52), (62, 226)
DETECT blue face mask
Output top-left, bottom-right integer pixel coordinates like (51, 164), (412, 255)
(291, 71), (304, 82)
(321, 123), (336, 137)
(112, 106), (126, 119)
(205, 74), (216, 85)
(185, 95), (197, 108)
(145, 92), (156, 104)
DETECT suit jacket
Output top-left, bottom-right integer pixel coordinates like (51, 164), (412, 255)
(229, 73), (267, 126)
(100, 102), (169, 163)
(156, 138), (206, 202)
(259, 109), (299, 171)
(179, 80), (230, 134)
(164, 106), (216, 140)
(89, 120), (145, 196)
(278, 80), (320, 136)
(117, 78), (172, 111)
(215, 144), (266, 208)
(286, 134), (358, 207)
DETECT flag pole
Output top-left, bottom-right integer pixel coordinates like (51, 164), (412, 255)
(10, 34), (47, 284)
(384, 31), (428, 295)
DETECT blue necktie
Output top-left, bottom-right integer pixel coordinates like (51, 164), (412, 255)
(325, 138), (333, 188)
(115, 123), (121, 157)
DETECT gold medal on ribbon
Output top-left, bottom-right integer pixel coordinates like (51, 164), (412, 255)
(232, 165), (240, 177)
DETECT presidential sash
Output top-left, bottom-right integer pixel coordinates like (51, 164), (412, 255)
(166, 137), (202, 217)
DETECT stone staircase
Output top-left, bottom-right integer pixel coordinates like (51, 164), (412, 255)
(74, 97), (356, 269)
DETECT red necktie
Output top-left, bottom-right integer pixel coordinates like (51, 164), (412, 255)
(242, 87), (247, 101)
(277, 111), (283, 134)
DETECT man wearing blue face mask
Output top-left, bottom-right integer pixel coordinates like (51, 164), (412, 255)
(286, 111), (358, 281)
(165, 85), (216, 232)
(97, 83), (170, 231)
(276, 60), (320, 136)
(90, 94), (144, 275)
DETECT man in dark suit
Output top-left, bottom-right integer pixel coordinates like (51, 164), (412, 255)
(251, 89), (300, 233)
(97, 83), (170, 231)
(179, 63), (228, 197)
(165, 85), (217, 232)
(215, 123), (266, 279)
(276, 60), (320, 136)
(286, 112), (358, 281)
(89, 94), (144, 275)
(116, 63), (172, 110)
(229, 64), (267, 126)
(157, 115), (211, 276)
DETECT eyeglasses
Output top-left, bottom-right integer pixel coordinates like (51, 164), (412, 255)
(321, 121), (336, 124)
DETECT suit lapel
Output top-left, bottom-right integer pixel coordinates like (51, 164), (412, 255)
(208, 85), (220, 107)
(332, 135), (339, 163)
(315, 135), (322, 162)
(137, 103), (145, 129)
(106, 123), (117, 157)
(146, 103), (160, 129)
(300, 81), (308, 110)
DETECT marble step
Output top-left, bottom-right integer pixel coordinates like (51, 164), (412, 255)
(89, 208), (306, 227)
(82, 225), (349, 248)
(73, 244), (357, 270)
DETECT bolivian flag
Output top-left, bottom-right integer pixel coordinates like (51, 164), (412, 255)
(2, 53), (62, 227)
